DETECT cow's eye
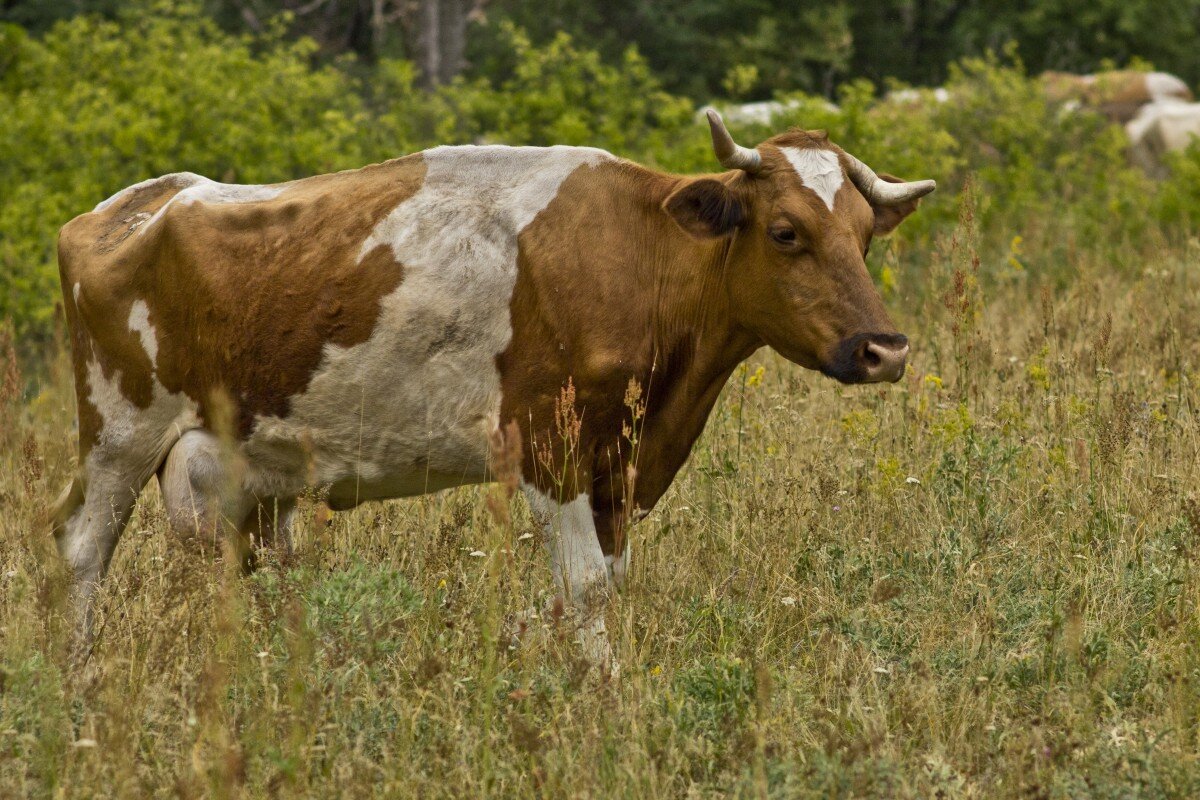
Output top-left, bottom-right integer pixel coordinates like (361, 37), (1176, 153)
(769, 226), (798, 247)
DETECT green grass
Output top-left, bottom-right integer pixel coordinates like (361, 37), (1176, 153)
(2, 232), (1200, 797)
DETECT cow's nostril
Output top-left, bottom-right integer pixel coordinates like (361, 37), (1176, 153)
(861, 338), (909, 383)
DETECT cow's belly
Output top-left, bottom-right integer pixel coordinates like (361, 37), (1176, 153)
(241, 340), (500, 501)
(241, 287), (507, 501)
(326, 467), (484, 510)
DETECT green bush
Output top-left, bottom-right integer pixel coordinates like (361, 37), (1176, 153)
(932, 53), (1159, 264)
(0, 6), (367, 346)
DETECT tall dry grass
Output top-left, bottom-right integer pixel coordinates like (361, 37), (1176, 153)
(2, 219), (1199, 797)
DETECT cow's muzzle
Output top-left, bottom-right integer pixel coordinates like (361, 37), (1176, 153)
(823, 333), (909, 384)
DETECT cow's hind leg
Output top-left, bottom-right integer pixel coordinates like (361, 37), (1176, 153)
(53, 452), (161, 656)
(159, 430), (292, 569)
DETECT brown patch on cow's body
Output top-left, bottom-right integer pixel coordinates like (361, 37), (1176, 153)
(58, 157), (426, 443)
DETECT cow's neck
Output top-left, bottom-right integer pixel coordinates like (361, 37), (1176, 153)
(623, 174), (763, 509)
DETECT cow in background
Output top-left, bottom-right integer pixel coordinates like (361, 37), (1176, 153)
(1042, 70), (1193, 124)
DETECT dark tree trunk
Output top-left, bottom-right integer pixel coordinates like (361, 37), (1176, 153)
(416, 0), (442, 89)
(437, 0), (470, 85)
(414, 0), (477, 88)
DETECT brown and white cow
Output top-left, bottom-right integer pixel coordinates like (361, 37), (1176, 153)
(53, 112), (934, 667)
(1042, 70), (1193, 124)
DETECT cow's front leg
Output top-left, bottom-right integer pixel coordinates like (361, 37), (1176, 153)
(523, 486), (614, 671)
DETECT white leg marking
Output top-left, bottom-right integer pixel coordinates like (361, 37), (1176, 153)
(523, 485), (614, 669)
(606, 545), (630, 589)
(56, 465), (147, 654)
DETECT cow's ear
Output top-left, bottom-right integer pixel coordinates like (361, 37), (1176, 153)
(664, 178), (745, 238)
(871, 173), (922, 235)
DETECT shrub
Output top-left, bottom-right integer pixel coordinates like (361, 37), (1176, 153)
(0, 5), (366, 348)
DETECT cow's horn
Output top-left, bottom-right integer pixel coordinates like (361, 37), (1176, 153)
(705, 109), (762, 173)
(843, 151), (936, 205)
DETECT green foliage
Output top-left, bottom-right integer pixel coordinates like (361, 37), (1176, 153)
(933, 52), (1155, 256)
(1155, 142), (1200, 230)
(10, 0), (1200, 101)
(0, 5), (369, 345)
(481, 0), (1200, 101)
(672, 656), (756, 737)
(446, 23), (694, 156)
(302, 560), (422, 663)
(471, 0), (855, 101)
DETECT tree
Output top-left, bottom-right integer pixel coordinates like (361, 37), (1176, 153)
(470, 0), (854, 100)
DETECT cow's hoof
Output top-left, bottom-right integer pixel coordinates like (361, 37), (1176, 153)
(576, 619), (618, 679)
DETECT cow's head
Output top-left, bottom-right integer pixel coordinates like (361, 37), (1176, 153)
(664, 110), (935, 383)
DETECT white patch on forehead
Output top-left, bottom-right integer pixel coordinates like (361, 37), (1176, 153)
(127, 300), (158, 368)
(780, 147), (844, 211)
(247, 145), (614, 496)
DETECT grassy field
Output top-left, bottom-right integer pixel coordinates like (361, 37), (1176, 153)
(2, 218), (1200, 797)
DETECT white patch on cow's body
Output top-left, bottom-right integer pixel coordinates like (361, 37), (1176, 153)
(1127, 100), (1200, 176)
(136, 175), (285, 235)
(85, 361), (197, 455)
(72, 282), (81, 305)
(244, 145), (614, 504)
(780, 147), (844, 211)
(93, 172), (206, 212)
(127, 300), (158, 368)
